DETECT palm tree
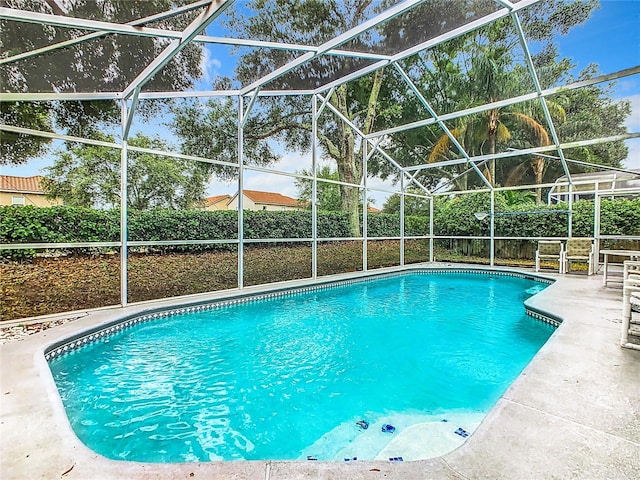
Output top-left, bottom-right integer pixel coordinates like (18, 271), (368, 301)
(427, 36), (566, 200)
(499, 189), (536, 206)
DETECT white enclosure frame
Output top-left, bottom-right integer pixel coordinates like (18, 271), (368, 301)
(1, 0), (640, 308)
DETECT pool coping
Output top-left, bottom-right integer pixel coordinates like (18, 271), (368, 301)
(1, 263), (639, 479)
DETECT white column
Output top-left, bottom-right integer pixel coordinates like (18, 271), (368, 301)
(362, 141), (368, 272)
(237, 96), (244, 289)
(400, 174), (405, 266)
(490, 189), (495, 266)
(312, 94), (318, 278)
(429, 197), (434, 262)
(120, 101), (129, 306)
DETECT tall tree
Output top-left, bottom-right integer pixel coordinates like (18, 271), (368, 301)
(294, 165), (342, 212)
(382, 190), (430, 216)
(41, 133), (208, 210)
(0, 0), (204, 165)
(377, 0), (628, 195)
(170, 95), (282, 181)
(174, 0), (474, 236)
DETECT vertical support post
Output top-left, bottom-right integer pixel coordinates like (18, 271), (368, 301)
(568, 183), (573, 238)
(429, 196), (434, 262)
(120, 101), (129, 306)
(312, 94), (318, 278)
(490, 189), (495, 267)
(594, 182), (601, 264)
(362, 141), (368, 272)
(400, 174), (405, 266)
(237, 96), (244, 289)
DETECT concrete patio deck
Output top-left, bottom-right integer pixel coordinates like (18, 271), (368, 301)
(1, 265), (639, 479)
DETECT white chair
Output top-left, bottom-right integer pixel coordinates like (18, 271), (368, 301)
(621, 260), (640, 349)
(535, 240), (564, 274)
(563, 238), (596, 275)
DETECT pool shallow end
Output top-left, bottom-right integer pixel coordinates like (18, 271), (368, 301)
(2, 264), (639, 479)
(374, 414), (483, 461)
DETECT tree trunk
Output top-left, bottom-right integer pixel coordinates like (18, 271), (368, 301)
(330, 69), (384, 237)
(333, 84), (361, 237)
(487, 108), (499, 185)
(532, 155), (545, 203)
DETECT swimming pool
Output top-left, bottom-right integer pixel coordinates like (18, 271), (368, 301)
(47, 270), (556, 463)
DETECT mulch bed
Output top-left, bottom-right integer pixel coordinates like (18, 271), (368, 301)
(1, 241), (433, 322)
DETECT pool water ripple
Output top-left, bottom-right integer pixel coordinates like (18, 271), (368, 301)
(49, 272), (555, 462)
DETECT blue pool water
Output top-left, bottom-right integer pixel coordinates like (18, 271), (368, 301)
(49, 272), (555, 463)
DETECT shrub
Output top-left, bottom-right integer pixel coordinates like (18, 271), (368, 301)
(2, 197), (638, 260)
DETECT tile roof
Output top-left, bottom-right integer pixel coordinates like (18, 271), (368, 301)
(0, 175), (45, 193)
(205, 194), (231, 206)
(243, 189), (299, 206)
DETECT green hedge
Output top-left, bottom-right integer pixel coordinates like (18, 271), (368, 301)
(2, 197), (638, 259)
(0, 206), (428, 258)
(433, 194), (640, 237)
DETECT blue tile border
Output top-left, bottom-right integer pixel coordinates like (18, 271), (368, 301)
(44, 268), (557, 361)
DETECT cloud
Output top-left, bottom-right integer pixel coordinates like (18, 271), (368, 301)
(622, 138), (640, 170)
(622, 94), (640, 131)
(273, 152), (313, 173)
(617, 93), (640, 170)
(199, 47), (223, 86)
(245, 172), (298, 198)
(206, 177), (236, 197)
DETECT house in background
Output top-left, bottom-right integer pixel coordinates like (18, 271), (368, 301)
(0, 175), (62, 207)
(226, 189), (302, 211)
(202, 194), (231, 211)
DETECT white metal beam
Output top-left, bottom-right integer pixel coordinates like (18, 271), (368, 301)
(315, 0), (541, 95)
(3, 58), (633, 103)
(238, 0), (429, 95)
(194, 35), (393, 61)
(0, 0), (212, 66)
(0, 89), (319, 102)
(511, 11), (572, 182)
(0, 7), (187, 38)
(506, 149), (640, 177)
(404, 132), (640, 171)
(0, 123), (120, 148)
(122, 87), (141, 140)
(0, 123), (241, 169)
(241, 88), (260, 128)
(367, 65), (640, 139)
(0, 7), (394, 66)
(121, 0), (231, 99)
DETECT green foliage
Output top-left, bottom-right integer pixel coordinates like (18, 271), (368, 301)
(433, 196), (640, 238)
(380, 0), (628, 192)
(170, 97), (282, 181)
(295, 166), (342, 212)
(499, 190), (537, 206)
(382, 191), (431, 215)
(1, 1), (203, 165)
(600, 199), (640, 235)
(42, 132), (208, 210)
(0, 102), (53, 165)
(434, 192), (503, 236)
(3, 197), (638, 260)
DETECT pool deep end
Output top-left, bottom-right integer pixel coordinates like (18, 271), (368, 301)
(47, 269), (556, 463)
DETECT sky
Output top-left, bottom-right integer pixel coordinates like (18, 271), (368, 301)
(2, 0), (639, 205)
